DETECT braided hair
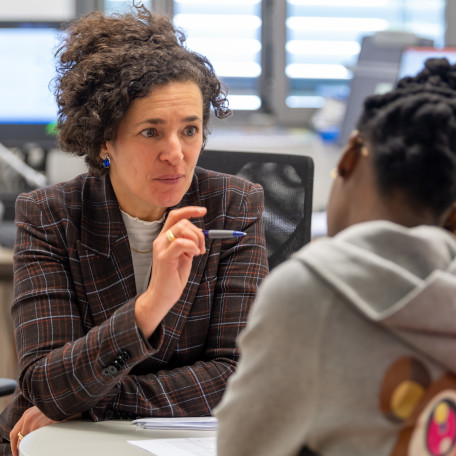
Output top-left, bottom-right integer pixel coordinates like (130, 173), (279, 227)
(356, 58), (456, 217)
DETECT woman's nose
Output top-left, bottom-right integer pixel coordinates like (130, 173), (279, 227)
(159, 134), (184, 165)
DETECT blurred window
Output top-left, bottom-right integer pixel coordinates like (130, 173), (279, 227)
(174, 0), (262, 111)
(104, 0), (446, 121)
(286, 0), (446, 109)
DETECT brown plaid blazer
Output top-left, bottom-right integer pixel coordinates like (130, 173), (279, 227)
(0, 167), (268, 450)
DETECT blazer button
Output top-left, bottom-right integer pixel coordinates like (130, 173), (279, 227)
(104, 409), (116, 420)
(107, 365), (118, 374)
(101, 367), (110, 377)
(102, 365), (118, 376)
(120, 351), (131, 361)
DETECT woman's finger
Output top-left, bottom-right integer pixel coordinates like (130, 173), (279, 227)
(10, 416), (24, 456)
(163, 206), (207, 231)
(161, 219), (206, 254)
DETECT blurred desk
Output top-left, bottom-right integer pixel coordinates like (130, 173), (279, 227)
(0, 246), (13, 280)
(19, 420), (217, 456)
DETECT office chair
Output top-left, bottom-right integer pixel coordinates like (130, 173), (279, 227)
(0, 378), (17, 397)
(197, 150), (314, 269)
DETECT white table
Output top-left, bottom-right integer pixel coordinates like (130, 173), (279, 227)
(19, 420), (217, 456)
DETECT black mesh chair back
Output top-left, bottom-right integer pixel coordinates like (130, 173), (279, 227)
(197, 150), (314, 269)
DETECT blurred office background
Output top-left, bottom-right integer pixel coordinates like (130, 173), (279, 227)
(0, 0), (454, 408)
(0, 1), (454, 403)
(0, 0), (453, 214)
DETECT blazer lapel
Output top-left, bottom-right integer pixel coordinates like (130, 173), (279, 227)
(77, 176), (136, 326)
(159, 173), (210, 357)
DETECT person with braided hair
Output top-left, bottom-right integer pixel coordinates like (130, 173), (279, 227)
(215, 58), (456, 456)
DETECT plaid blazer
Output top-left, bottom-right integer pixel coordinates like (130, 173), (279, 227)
(0, 167), (268, 448)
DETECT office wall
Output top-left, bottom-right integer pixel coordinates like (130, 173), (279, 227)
(0, 0), (75, 20)
(447, 0), (456, 46)
(2, 1), (454, 41)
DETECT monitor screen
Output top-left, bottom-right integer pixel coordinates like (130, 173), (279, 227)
(398, 46), (456, 80)
(0, 21), (65, 148)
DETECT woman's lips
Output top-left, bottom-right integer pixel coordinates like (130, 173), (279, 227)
(154, 174), (185, 185)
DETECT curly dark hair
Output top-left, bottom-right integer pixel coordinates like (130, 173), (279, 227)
(53, 4), (231, 176)
(356, 57), (456, 218)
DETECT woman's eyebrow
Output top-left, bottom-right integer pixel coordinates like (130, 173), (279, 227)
(137, 115), (202, 126)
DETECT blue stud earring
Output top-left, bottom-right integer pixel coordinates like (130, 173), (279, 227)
(102, 154), (111, 169)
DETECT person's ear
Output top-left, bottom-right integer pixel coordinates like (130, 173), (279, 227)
(442, 203), (456, 234)
(337, 130), (364, 179)
(100, 142), (109, 160)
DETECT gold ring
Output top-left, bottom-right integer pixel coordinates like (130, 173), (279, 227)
(166, 229), (176, 243)
(17, 431), (24, 441)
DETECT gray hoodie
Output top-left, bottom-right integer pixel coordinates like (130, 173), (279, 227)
(215, 220), (456, 456)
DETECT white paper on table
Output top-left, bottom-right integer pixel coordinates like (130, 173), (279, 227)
(128, 436), (217, 456)
(132, 417), (217, 430)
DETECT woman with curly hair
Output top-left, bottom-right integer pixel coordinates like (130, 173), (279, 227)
(0, 5), (268, 455)
(216, 58), (456, 456)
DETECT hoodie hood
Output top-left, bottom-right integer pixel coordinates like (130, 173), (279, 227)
(296, 220), (456, 373)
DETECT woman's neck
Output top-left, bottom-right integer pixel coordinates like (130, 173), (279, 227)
(351, 190), (440, 229)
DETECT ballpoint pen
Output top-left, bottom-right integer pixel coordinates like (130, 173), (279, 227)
(203, 230), (247, 239)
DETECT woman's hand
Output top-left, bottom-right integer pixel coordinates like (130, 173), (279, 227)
(135, 206), (207, 338)
(10, 406), (82, 456)
(10, 406), (57, 456)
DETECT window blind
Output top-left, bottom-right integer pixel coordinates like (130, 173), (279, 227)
(286, 0), (446, 108)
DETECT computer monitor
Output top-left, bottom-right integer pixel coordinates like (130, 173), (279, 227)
(0, 21), (65, 149)
(337, 33), (433, 147)
(397, 46), (456, 79)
